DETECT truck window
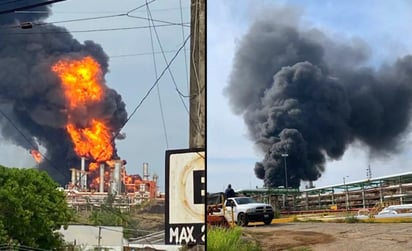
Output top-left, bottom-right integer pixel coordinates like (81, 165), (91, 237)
(225, 200), (234, 207)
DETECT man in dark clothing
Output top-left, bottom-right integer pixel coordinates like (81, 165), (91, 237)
(225, 184), (235, 198)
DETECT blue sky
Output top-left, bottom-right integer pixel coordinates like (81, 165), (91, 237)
(0, 0), (190, 192)
(207, 0), (412, 193)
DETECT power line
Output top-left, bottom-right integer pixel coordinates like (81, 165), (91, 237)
(108, 49), (188, 59)
(94, 34), (190, 162)
(15, 6), (189, 15)
(0, 108), (69, 180)
(1, 1), (189, 30)
(179, 0), (190, 94)
(145, 0), (169, 149)
(0, 0), (66, 15)
(126, 14), (190, 28)
(0, 23), (187, 35)
(147, 5), (191, 108)
(125, 34), (190, 133)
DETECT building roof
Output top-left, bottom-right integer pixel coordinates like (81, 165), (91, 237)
(58, 225), (126, 247)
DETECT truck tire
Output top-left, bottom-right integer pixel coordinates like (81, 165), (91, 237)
(237, 213), (249, 227)
(263, 218), (272, 225)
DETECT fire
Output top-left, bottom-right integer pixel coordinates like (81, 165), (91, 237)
(52, 56), (113, 163)
(51, 56), (103, 109)
(66, 119), (113, 162)
(52, 55), (134, 191)
(30, 149), (42, 163)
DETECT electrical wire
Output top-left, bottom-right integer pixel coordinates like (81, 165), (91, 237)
(0, 0), (66, 15)
(179, 0), (190, 94)
(0, 23), (185, 35)
(126, 13), (189, 28)
(145, 0), (169, 149)
(0, 108), (69, 180)
(94, 34), (190, 162)
(0, 0), (188, 30)
(124, 34), (190, 132)
(147, 5), (191, 109)
(122, 35), (190, 132)
(109, 49), (188, 59)
(147, 3), (206, 149)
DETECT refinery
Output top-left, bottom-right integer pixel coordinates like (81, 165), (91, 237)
(63, 159), (161, 210)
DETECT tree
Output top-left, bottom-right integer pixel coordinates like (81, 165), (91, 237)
(0, 166), (72, 249)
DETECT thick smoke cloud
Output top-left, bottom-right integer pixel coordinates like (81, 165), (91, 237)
(0, 2), (127, 184)
(225, 7), (412, 188)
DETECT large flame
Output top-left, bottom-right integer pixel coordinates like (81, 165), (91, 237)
(52, 56), (139, 192)
(52, 56), (103, 109)
(66, 119), (113, 162)
(52, 56), (113, 162)
(30, 149), (42, 163)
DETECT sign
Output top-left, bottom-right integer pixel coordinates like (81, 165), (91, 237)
(165, 149), (205, 245)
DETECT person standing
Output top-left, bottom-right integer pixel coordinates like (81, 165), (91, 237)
(225, 184), (235, 198)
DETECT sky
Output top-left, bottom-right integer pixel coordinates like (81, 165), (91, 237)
(207, 0), (412, 193)
(0, 0), (191, 192)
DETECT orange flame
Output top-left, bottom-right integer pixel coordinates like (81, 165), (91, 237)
(51, 56), (103, 109)
(52, 56), (113, 163)
(66, 119), (113, 162)
(30, 149), (42, 163)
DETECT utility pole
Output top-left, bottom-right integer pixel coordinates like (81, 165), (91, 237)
(188, 1), (205, 250)
(189, 0), (205, 149)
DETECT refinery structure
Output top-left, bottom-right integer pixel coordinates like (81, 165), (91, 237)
(64, 160), (161, 210)
(237, 171), (412, 213)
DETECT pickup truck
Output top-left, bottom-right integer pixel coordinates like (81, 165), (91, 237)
(223, 197), (274, 226)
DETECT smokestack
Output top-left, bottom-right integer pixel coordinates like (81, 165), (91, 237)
(226, 7), (412, 188)
(111, 160), (121, 194)
(70, 168), (77, 186)
(99, 163), (105, 193)
(81, 157), (86, 189)
(143, 162), (149, 181)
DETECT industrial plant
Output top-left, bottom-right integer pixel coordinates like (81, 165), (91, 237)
(64, 160), (161, 210)
(237, 171), (412, 214)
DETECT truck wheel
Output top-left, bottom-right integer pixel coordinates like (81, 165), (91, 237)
(263, 218), (272, 225)
(237, 213), (248, 227)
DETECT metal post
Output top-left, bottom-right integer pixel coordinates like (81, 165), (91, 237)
(281, 153), (288, 209)
(97, 226), (101, 250)
(281, 154), (288, 189)
(343, 176), (349, 210)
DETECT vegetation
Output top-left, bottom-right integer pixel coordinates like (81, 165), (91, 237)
(70, 198), (164, 240)
(0, 166), (72, 249)
(207, 226), (262, 251)
(344, 215), (360, 223)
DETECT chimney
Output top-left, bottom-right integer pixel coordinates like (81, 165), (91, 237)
(143, 162), (149, 181)
(99, 163), (105, 193)
(81, 157), (86, 189)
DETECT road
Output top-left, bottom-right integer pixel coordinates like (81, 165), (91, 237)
(243, 222), (412, 251)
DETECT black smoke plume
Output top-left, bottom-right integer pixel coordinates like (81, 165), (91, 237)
(0, 2), (127, 184)
(225, 7), (412, 188)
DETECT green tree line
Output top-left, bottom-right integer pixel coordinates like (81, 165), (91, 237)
(0, 166), (72, 249)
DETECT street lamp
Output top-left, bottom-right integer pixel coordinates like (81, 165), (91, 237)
(343, 176), (349, 210)
(281, 153), (288, 189)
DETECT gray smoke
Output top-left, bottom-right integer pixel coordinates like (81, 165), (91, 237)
(226, 7), (412, 188)
(0, 2), (127, 184)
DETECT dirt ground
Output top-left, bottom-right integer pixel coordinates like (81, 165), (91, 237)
(244, 222), (412, 251)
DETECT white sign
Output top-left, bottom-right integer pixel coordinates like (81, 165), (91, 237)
(165, 149), (205, 245)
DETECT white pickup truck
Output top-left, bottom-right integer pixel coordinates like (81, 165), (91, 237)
(223, 197), (274, 226)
